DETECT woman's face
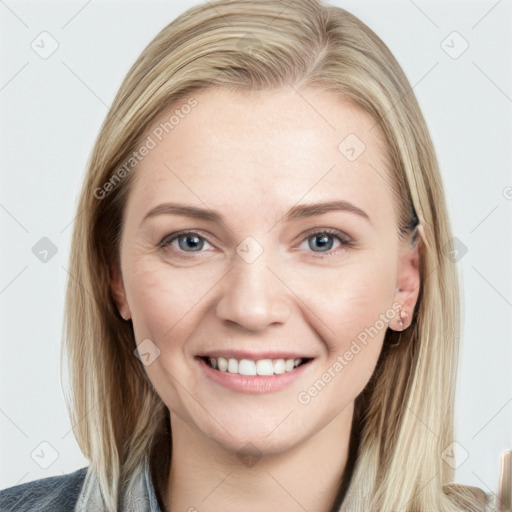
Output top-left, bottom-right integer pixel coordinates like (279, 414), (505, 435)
(112, 87), (420, 455)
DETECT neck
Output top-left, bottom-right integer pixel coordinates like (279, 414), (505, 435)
(159, 403), (357, 512)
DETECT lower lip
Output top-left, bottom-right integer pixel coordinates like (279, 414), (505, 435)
(197, 357), (312, 394)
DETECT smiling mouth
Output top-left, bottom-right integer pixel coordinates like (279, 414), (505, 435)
(200, 356), (312, 376)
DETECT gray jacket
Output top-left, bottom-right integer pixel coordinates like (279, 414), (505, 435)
(0, 456), (161, 512)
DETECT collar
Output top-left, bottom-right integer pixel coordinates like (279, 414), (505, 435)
(74, 455), (162, 512)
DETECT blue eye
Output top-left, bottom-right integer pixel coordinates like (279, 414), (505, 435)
(301, 229), (352, 257)
(158, 229), (352, 259)
(159, 232), (212, 253)
(308, 233), (335, 252)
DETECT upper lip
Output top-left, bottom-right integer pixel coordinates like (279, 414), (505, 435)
(197, 350), (314, 360)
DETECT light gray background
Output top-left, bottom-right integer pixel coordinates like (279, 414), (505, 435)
(1, 0), (511, 500)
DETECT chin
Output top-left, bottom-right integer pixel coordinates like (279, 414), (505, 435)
(194, 405), (314, 456)
(208, 425), (304, 459)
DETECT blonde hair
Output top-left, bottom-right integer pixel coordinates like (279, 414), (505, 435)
(63, 1), (488, 510)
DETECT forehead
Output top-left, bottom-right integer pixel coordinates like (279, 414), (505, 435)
(126, 86), (395, 228)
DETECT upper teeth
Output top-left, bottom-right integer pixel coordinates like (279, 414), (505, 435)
(208, 357), (303, 376)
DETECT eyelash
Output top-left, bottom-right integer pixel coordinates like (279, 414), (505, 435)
(158, 228), (353, 260)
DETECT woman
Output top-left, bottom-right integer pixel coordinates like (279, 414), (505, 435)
(0, 0), (495, 510)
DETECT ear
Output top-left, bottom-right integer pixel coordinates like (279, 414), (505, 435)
(110, 261), (131, 321)
(389, 226), (423, 331)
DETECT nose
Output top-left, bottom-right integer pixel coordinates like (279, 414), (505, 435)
(214, 248), (292, 332)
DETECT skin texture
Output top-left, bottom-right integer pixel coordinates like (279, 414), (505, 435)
(111, 87), (421, 512)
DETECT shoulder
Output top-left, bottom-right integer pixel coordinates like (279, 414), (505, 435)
(0, 467), (88, 512)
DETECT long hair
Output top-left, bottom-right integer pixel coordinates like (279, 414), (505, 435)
(62, 1), (486, 510)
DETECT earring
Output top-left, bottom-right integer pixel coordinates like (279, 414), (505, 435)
(398, 306), (404, 330)
(398, 305), (407, 331)
(398, 306), (409, 331)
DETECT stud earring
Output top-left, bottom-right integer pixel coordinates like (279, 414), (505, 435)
(398, 306), (409, 331)
(398, 305), (408, 331)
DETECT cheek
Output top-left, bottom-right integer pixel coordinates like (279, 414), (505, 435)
(293, 258), (395, 414)
(123, 258), (220, 350)
(288, 253), (396, 350)
(123, 260), (218, 408)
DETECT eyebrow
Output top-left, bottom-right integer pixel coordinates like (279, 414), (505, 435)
(141, 200), (371, 227)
